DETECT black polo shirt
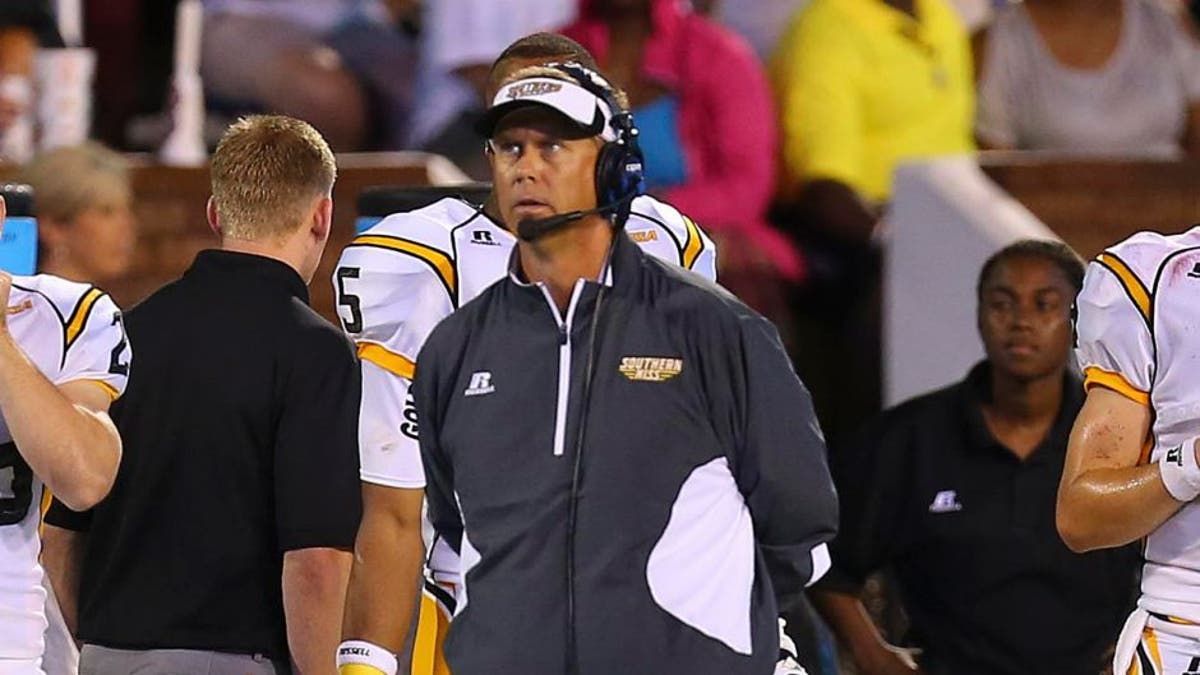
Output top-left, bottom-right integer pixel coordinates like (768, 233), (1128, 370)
(45, 250), (362, 659)
(817, 362), (1139, 675)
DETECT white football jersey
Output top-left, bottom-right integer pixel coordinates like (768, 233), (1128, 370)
(0, 275), (129, 660)
(1075, 226), (1200, 624)
(333, 195), (717, 489)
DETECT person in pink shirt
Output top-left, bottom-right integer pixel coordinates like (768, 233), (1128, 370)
(560, 0), (803, 310)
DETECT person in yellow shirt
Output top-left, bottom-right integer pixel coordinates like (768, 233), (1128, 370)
(771, 0), (974, 241)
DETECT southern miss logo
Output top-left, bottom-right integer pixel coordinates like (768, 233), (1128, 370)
(619, 356), (683, 382)
(506, 81), (562, 100)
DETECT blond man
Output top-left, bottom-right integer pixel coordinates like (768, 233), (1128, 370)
(43, 115), (361, 675)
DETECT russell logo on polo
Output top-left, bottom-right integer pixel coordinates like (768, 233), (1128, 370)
(928, 490), (963, 513)
(464, 371), (495, 397)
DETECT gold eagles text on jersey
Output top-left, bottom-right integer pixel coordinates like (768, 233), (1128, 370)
(619, 356), (683, 382)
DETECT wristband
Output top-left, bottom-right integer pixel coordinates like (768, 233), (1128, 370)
(1159, 439), (1200, 502)
(337, 640), (398, 675)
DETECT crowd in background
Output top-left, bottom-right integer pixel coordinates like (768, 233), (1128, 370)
(1, 1), (1199, 674)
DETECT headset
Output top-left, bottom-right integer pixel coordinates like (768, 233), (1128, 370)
(514, 62), (645, 241)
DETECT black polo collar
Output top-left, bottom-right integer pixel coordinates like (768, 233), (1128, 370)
(186, 249), (309, 303)
(959, 361), (1082, 463)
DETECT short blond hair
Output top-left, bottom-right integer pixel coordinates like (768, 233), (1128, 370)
(210, 115), (337, 241)
(20, 141), (130, 222)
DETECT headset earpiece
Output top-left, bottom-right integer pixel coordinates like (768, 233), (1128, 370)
(549, 63), (644, 226)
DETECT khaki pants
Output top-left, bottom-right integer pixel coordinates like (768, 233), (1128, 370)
(79, 645), (286, 675)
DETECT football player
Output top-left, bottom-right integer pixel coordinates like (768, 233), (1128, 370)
(1058, 225), (1200, 673)
(0, 194), (129, 674)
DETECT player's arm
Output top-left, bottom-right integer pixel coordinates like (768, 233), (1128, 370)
(1056, 257), (1185, 552)
(340, 484), (425, 673)
(1056, 387), (1178, 552)
(332, 239), (453, 674)
(0, 272), (123, 510)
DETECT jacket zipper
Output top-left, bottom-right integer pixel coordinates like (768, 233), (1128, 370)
(538, 281), (585, 456)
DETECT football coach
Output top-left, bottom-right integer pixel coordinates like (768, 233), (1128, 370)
(404, 63), (836, 675)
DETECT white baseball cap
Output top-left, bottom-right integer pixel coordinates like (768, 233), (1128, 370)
(476, 76), (617, 141)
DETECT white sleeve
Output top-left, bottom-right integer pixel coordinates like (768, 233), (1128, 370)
(687, 216), (718, 283)
(1074, 259), (1154, 404)
(57, 292), (130, 400)
(333, 244), (454, 488)
(629, 196), (719, 282)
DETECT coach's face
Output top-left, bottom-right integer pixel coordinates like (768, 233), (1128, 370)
(488, 106), (602, 232)
(978, 255), (1075, 382)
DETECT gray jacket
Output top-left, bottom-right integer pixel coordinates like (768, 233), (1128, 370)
(415, 232), (838, 675)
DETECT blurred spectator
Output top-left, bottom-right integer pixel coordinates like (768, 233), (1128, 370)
(0, 0), (62, 139)
(413, 0), (575, 177)
(810, 241), (1139, 675)
(769, 0), (973, 445)
(771, 0), (974, 243)
(562, 0), (804, 305)
(976, 0), (1200, 157)
(20, 142), (135, 287)
(200, 0), (418, 150)
(712, 0), (810, 61)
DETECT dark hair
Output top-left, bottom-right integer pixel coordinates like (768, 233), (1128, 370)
(490, 32), (600, 80)
(977, 239), (1085, 298)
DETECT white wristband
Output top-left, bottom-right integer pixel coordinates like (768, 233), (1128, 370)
(337, 640), (398, 675)
(1159, 439), (1200, 502)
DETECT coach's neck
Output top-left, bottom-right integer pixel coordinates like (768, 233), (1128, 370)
(517, 215), (613, 313)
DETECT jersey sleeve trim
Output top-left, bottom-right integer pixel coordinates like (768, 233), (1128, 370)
(1096, 252), (1152, 327)
(682, 216), (704, 270)
(348, 234), (458, 302)
(359, 469), (426, 489)
(358, 342), (416, 379)
(71, 379), (121, 401)
(64, 287), (104, 352)
(1083, 365), (1150, 406)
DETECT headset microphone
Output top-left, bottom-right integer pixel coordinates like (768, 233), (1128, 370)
(515, 193), (634, 242)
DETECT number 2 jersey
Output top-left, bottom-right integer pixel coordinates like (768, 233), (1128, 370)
(1074, 225), (1200, 624)
(0, 275), (129, 660)
(331, 196), (716, 578)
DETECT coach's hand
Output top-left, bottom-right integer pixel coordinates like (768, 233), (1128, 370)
(774, 654), (807, 674)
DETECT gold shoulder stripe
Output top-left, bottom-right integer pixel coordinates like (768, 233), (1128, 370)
(1083, 366), (1150, 406)
(64, 288), (105, 351)
(351, 234), (457, 298)
(1096, 252), (1151, 323)
(358, 342), (416, 379)
(681, 216), (703, 270)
